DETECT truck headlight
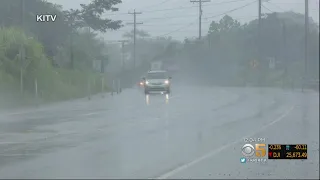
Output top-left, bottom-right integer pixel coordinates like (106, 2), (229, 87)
(145, 81), (149, 84)
(164, 80), (169, 84)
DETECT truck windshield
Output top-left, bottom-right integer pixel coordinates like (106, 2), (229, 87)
(147, 72), (167, 79)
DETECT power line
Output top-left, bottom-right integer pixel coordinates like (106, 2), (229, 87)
(139, 0), (172, 10)
(103, 7), (191, 16)
(106, 0), (255, 29)
(124, 9), (255, 23)
(265, 1), (286, 11)
(114, 15), (259, 36)
(143, 0), (249, 12)
(119, 14), (258, 29)
(157, 1), (257, 37)
(121, 0), (256, 24)
(157, 20), (198, 37)
(137, 14), (200, 23)
(204, 0), (256, 19)
(104, 0), (249, 16)
(262, 4), (274, 13)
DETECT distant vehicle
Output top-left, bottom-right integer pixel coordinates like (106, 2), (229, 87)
(142, 70), (172, 94)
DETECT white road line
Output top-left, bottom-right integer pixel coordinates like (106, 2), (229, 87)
(155, 105), (295, 179)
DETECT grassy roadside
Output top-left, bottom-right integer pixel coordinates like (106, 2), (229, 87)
(0, 70), (111, 110)
(0, 66), (150, 111)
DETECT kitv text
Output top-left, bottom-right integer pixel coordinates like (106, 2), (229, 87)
(36, 15), (57, 22)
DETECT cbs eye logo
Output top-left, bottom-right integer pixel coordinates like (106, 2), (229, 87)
(242, 144), (266, 157)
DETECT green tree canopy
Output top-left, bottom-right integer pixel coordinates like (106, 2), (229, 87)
(0, 0), (123, 58)
(181, 12), (319, 86)
(65, 0), (123, 32)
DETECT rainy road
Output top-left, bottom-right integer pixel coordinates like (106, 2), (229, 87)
(0, 86), (318, 179)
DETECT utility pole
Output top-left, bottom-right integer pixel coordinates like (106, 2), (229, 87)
(87, 26), (93, 70)
(127, 9), (142, 69)
(190, 0), (210, 40)
(258, 0), (263, 116)
(258, 0), (262, 82)
(118, 40), (129, 71)
(21, 0), (25, 29)
(70, 24), (74, 69)
(256, 0), (262, 86)
(20, 0), (25, 94)
(282, 21), (288, 88)
(69, 19), (81, 69)
(258, 0), (262, 65)
(100, 37), (106, 74)
(302, 0), (309, 92)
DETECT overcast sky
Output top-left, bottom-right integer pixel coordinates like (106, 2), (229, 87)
(49, 0), (319, 41)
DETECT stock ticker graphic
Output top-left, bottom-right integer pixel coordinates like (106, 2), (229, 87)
(268, 144), (308, 159)
(241, 142), (308, 163)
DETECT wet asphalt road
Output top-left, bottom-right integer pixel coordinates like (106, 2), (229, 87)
(0, 86), (318, 179)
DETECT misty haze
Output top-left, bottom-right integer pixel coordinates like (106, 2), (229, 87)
(0, 0), (319, 179)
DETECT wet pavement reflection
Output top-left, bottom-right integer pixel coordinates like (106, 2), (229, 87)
(145, 93), (170, 105)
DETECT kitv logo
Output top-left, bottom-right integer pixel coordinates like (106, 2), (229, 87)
(36, 14), (57, 22)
